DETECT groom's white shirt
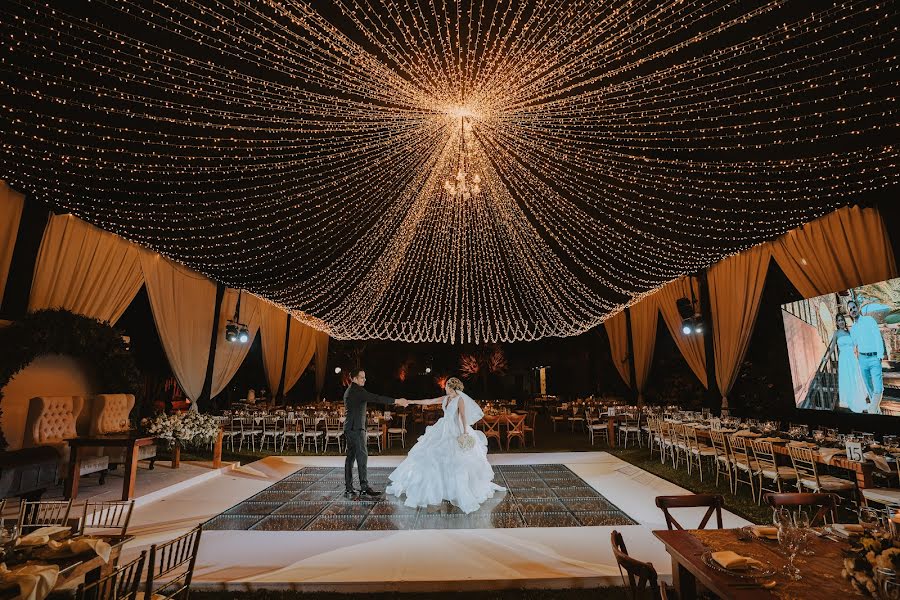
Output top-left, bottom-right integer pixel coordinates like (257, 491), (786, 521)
(850, 314), (884, 358)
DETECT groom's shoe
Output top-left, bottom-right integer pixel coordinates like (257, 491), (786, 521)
(360, 487), (382, 498)
(344, 488), (358, 499)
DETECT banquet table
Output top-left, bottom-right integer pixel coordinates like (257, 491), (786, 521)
(691, 429), (879, 489)
(0, 534), (131, 600)
(654, 528), (864, 600)
(64, 434), (156, 500)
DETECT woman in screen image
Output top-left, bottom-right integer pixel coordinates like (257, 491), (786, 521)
(834, 313), (870, 412)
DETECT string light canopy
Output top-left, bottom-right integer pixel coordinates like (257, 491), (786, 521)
(1, 1), (898, 343)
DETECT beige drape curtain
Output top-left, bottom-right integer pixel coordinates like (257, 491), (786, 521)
(283, 318), (317, 394)
(210, 289), (262, 398)
(604, 311), (631, 387)
(28, 214), (144, 324)
(656, 277), (708, 388)
(314, 331), (329, 399)
(259, 301), (289, 395)
(141, 253), (218, 402)
(771, 205), (897, 297)
(0, 182), (25, 308)
(630, 298), (659, 403)
(709, 244), (772, 413)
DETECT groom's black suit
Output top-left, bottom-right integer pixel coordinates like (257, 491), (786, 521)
(343, 382), (396, 491)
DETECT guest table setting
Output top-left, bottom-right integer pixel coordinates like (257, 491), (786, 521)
(0, 523), (128, 600)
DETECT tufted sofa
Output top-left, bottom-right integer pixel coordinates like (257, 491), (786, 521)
(23, 396), (109, 482)
(87, 394), (157, 469)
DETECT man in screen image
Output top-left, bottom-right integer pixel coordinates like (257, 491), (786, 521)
(848, 300), (886, 414)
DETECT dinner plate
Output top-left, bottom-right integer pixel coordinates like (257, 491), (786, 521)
(701, 551), (776, 579)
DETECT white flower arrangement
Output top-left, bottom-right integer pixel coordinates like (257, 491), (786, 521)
(141, 411), (220, 448)
(842, 535), (900, 596)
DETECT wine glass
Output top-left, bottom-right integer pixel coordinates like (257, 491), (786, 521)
(777, 521), (802, 581)
(0, 522), (18, 562)
(859, 506), (885, 537)
(794, 511), (815, 556)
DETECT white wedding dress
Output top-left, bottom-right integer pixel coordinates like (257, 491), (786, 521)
(836, 331), (870, 412)
(386, 392), (505, 514)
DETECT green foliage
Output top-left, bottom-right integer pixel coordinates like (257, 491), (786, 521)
(0, 309), (140, 450)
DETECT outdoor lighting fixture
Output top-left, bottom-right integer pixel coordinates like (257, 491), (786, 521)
(425, 367), (432, 374)
(225, 290), (250, 344)
(676, 282), (704, 336)
(681, 322), (693, 335)
(334, 366), (342, 374)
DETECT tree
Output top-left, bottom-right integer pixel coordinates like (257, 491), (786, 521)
(459, 344), (508, 396)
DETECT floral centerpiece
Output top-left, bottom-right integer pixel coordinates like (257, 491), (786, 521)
(141, 411), (220, 448)
(842, 534), (900, 596)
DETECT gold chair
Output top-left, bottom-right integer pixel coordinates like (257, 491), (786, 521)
(685, 426), (716, 481)
(750, 440), (798, 504)
(79, 500), (134, 538)
(787, 445), (856, 500)
(709, 430), (734, 493)
(144, 526), (202, 600)
(728, 435), (759, 500)
(18, 499), (73, 534)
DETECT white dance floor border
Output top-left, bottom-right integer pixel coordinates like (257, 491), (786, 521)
(122, 452), (750, 592)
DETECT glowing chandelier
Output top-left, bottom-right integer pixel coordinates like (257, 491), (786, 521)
(0, 1), (898, 343)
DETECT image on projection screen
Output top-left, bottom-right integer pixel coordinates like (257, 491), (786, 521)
(782, 277), (900, 416)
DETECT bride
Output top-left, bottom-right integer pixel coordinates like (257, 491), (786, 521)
(385, 377), (505, 514)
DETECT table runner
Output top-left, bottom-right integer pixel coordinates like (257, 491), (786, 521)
(689, 529), (864, 599)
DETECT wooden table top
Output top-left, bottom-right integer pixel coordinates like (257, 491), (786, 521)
(654, 528), (865, 600)
(65, 433), (156, 447)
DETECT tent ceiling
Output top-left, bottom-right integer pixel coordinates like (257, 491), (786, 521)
(1, 1), (897, 342)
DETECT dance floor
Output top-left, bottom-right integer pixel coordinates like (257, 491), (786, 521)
(121, 451), (751, 592)
(203, 464), (635, 532)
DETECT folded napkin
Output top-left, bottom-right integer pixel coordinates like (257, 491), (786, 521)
(750, 525), (779, 540)
(16, 535), (50, 548)
(27, 527), (70, 542)
(733, 430), (761, 437)
(0, 562), (59, 600)
(818, 448), (846, 464)
(832, 523), (873, 538)
(788, 441), (817, 448)
(46, 537), (112, 563)
(757, 437), (786, 443)
(711, 550), (763, 570)
(863, 451), (894, 473)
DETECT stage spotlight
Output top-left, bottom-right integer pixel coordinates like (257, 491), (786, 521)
(334, 366), (342, 374)
(676, 297), (694, 320)
(225, 322), (238, 342)
(692, 318), (704, 334)
(425, 366), (432, 374)
(238, 325), (250, 343)
(681, 320), (693, 335)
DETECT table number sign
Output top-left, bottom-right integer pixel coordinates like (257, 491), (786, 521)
(845, 441), (863, 462)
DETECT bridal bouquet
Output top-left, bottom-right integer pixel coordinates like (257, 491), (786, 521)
(142, 411), (220, 448)
(457, 433), (475, 450)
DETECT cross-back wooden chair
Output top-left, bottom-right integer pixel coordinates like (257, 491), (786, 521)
(481, 415), (502, 449)
(505, 413), (527, 450)
(76, 551), (146, 600)
(763, 492), (841, 525)
(655, 494), (724, 531)
(144, 526), (203, 600)
(611, 530), (661, 600)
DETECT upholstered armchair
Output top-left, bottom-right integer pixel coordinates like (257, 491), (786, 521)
(88, 394), (157, 469)
(23, 396), (109, 482)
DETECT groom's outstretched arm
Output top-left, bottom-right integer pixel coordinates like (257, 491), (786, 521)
(360, 387), (397, 406)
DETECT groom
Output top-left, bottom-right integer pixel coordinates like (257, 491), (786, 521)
(343, 368), (407, 498)
(848, 300), (886, 414)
